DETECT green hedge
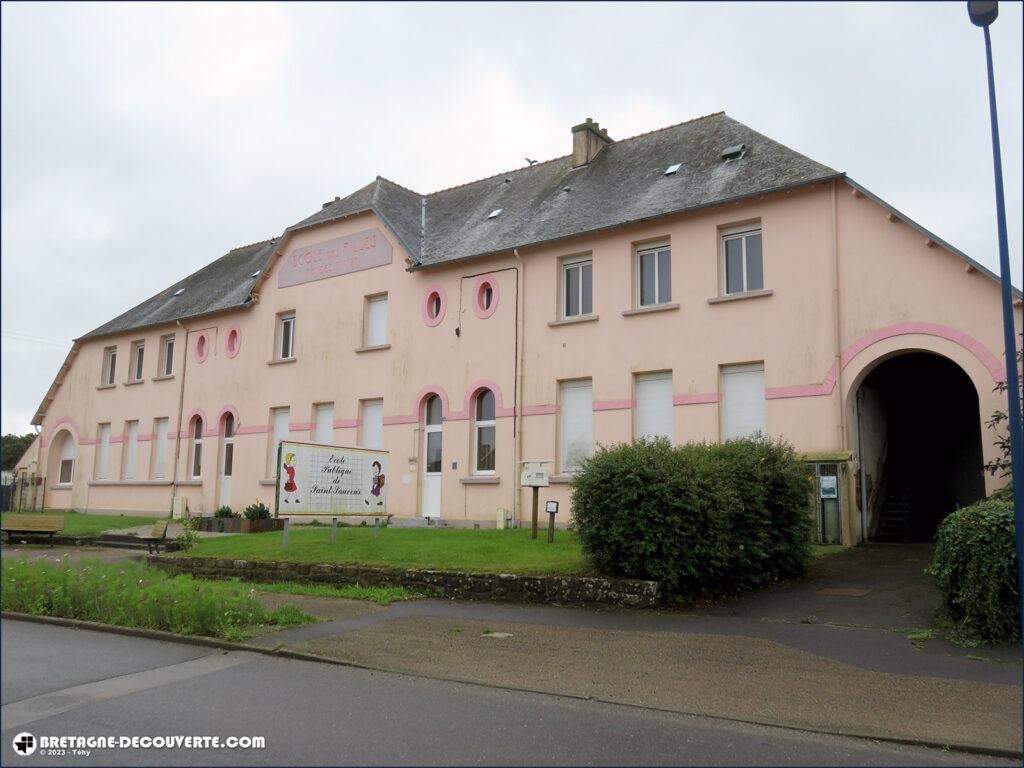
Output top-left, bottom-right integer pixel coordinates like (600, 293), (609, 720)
(927, 500), (1019, 645)
(570, 437), (813, 595)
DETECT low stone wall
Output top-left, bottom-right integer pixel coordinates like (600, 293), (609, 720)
(148, 555), (662, 608)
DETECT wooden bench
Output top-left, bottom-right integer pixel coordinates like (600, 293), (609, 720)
(1, 514), (65, 546)
(140, 520), (169, 554)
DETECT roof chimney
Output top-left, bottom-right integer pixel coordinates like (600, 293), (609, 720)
(571, 118), (613, 168)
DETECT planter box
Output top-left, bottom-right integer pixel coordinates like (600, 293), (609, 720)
(194, 517), (283, 534)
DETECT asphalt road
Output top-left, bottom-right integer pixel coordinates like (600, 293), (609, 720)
(0, 620), (1015, 767)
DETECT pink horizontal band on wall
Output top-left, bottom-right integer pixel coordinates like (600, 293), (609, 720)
(674, 392), (719, 405)
(290, 422), (314, 432)
(593, 399), (634, 412)
(235, 425), (269, 435)
(333, 419), (359, 429)
(383, 415), (417, 426)
(79, 438), (99, 446)
(766, 365), (838, 400)
(523, 404), (558, 416)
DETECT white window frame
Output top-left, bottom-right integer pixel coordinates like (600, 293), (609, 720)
(720, 362), (767, 440)
(561, 256), (593, 319)
(473, 390), (497, 475)
(359, 399), (384, 450)
(221, 414), (235, 480)
(314, 402), (335, 445)
(270, 407), (290, 476)
(103, 346), (117, 386)
(160, 335), (175, 377)
(130, 341), (145, 382)
(190, 417), (203, 479)
(123, 420), (139, 480)
(558, 379), (593, 474)
(720, 223), (764, 296)
(364, 294), (388, 347)
(278, 313), (296, 360)
(95, 423), (111, 480)
(152, 418), (169, 479)
(635, 243), (671, 308)
(634, 371), (674, 442)
(58, 436), (75, 486)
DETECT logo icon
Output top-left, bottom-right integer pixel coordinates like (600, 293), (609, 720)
(13, 732), (36, 755)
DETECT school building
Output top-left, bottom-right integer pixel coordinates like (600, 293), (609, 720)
(22, 112), (1022, 543)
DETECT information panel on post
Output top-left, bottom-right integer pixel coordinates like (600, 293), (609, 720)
(276, 440), (389, 515)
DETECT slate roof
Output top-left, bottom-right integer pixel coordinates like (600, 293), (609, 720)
(296, 112), (841, 266)
(72, 111), (1016, 346)
(78, 238), (278, 340)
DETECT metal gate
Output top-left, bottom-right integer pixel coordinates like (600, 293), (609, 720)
(808, 462), (842, 544)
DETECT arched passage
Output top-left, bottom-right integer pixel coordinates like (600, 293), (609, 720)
(855, 352), (985, 542)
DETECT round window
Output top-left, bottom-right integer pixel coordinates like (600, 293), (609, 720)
(226, 327), (241, 358)
(422, 286), (447, 327)
(195, 333), (209, 362)
(473, 276), (499, 319)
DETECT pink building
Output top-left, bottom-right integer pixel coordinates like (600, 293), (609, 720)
(26, 113), (1022, 544)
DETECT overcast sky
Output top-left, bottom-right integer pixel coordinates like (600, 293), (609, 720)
(2, 1), (1021, 435)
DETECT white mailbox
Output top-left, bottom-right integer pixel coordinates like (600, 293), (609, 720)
(520, 461), (551, 488)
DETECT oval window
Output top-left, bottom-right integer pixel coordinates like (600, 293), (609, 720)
(195, 333), (208, 362)
(226, 328), (240, 357)
(423, 286), (446, 327)
(473, 277), (498, 319)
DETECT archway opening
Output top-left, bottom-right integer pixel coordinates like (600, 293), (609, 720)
(856, 352), (985, 542)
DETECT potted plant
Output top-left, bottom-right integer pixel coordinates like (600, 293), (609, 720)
(242, 501), (283, 533)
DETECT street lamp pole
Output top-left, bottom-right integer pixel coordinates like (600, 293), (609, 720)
(968, 1), (1024, 623)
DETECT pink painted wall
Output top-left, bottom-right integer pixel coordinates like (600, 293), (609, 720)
(34, 180), (1020, 542)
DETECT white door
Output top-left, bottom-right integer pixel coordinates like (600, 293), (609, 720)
(219, 415), (234, 509)
(421, 395), (442, 518)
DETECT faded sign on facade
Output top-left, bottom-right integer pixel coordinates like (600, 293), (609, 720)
(277, 228), (392, 288)
(277, 440), (388, 515)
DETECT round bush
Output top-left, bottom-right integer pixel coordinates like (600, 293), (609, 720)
(571, 437), (813, 595)
(927, 500), (1019, 645)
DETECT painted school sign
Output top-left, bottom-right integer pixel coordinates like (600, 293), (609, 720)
(276, 441), (389, 515)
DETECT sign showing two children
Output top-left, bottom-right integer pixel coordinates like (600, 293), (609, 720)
(276, 440), (388, 515)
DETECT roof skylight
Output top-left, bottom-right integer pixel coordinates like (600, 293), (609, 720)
(664, 163), (681, 175)
(721, 144), (746, 160)
(172, 288), (185, 296)
(251, 270), (261, 278)
(488, 209), (502, 219)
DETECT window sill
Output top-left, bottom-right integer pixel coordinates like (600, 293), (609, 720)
(267, 357), (297, 366)
(50, 484), (73, 490)
(96, 383), (116, 391)
(175, 480), (203, 487)
(88, 480), (173, 487)
(707, 288), (774, 305)
(549, 474), (576, 484)
(152, 374), (175, 382)
(124, 379), (144, 386)
(355, 344), (391, 354)
(461, 475), (500, 485)
(259, 478), (278, 486)
(547, 315), (599, 328)
(621, 303), (680, 317)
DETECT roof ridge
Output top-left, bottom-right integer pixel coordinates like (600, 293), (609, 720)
(421, 111), (727, 197)
(227, 237), (276, 253)
(375, 175), (424, 197)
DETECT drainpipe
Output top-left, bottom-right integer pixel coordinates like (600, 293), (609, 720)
(170, 320), (189, 514)
(513, 248), (525, 528)
(830, 180), (848, 541)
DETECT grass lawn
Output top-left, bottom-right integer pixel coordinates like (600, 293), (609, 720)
(181, 526), (592, 575)
(253, 581), (419, 605)
(2, 510), (159, 537)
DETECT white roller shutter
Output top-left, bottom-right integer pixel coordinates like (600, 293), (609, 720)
(559, 380), (593, 473)
(721, 364), (766, 439)
(636, 373), (673, 441)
